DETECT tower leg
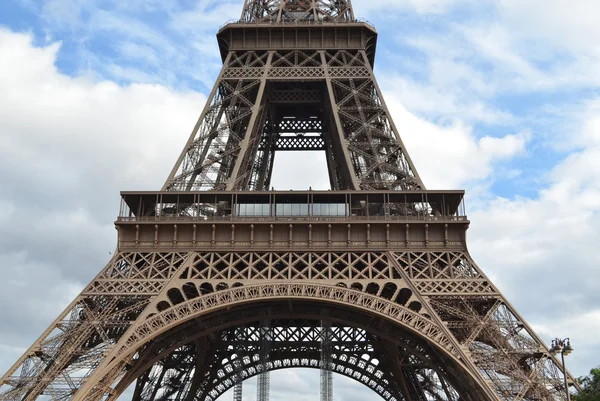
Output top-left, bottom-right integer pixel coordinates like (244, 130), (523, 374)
(256, 319), (271, 401)
(320, 319), (333, 401)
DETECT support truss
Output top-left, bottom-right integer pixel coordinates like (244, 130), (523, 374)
(320, 318), (333, 401)
(108, 311), (479, 401)
(233, 327), (245, 401)
(257, 319), (271, 401)
(164, 49), (422, 191)
(240, 0), (355, 24)
(0, 248), (576, 401)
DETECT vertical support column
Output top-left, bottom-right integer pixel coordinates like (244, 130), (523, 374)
(162, 52), (234, 190)
(320, 318), (333, 401)
(233, 327), (245, 401)
(321, 111), (341, 190)
(257, 318), (271, 401)
(357, 51), (425, 188)
(255, 107), (277, 190)
(320, 50), (360, 190)
(227, 52), (274, 191)
(234, 382), (243, 401)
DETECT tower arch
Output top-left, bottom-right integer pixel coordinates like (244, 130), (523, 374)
(91, 293), (490, 401)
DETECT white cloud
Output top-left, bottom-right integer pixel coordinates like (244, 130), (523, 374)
(533, 309), (600, 349)
(0, 201), (15, 222)
(377, 72), (512, 124)
(467, 99), (600, 374)
(271, 152), (331, 190)
(373, 0), (600, 132)
(467, 2), (600, 91)
(19, 0), (234, 87)
(40, 0), (93, 27)
(354, 0), (469, 15)
(116, 41), (161, 66)
(0, 27), (205, 365)
(382, 90), (526, 189)
(265, 78), (526, 192)
(0, 28), (204, 191)
(498, 0), (600, 55)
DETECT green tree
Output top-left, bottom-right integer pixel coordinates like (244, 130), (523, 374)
(573, 367), (600, 401)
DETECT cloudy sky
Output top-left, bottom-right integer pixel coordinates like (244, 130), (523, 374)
(1, 0), (599, 399)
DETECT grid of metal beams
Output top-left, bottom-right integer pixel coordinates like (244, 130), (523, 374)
(320, 318), (333, 401)
(120, 319), (476, 401)
(0, 247), (575, 401)
(257, 319), (271, 401)
(240, 0), (355, 24)
(163, 48), (423, 191)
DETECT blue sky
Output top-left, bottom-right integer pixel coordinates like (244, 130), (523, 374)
(0, 0), (599, 399)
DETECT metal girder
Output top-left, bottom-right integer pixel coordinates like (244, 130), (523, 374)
(232, 328), (245, 401)
(257, 319), (271, 401)
(108, 314), (475, 401)
(240, 0), (355, 24)
(258, 134), (326, 151)
(0, 248), (576, 401)
(320, 318), (333, 401)
(163, 49), (424, 191)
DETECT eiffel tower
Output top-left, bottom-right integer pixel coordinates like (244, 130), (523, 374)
(0, 1), (579, 400)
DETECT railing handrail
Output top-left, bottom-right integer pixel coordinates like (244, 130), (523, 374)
(219, 18), (375, 31)
(116, 215), (468, 223)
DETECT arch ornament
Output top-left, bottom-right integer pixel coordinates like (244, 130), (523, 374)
(78, 281), (494, 401)
(138, 352), (397, 401)
(203, 345), (459, 401)
(118, 283), (459, 358)
(114, 308), (479, 401)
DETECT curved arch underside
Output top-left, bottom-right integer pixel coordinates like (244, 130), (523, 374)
(0, 251), (571, 401)
(111, 302), (487, 401)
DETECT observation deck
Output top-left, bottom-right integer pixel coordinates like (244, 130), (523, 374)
(217, 20), (378, 66)
(116, 190), (469, 251)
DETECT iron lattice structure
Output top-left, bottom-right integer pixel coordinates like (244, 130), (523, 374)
(320, 318), (333, 401)
(0, 1), (579, 401)
(256, 319), (270, 401)
(240, 0), (355, 24)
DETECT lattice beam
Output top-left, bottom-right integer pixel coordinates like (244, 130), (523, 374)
(108, 315), (475, 401)
(163, 48), (423, 191)
(240, 0), (355, 24)
(0, 245), (575, 401)
(320, 319), (333, 401)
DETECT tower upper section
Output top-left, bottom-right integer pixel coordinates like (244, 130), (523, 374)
(218, 0), (377, 66)
(240, 0), (355, 24)
(163, 0), (421, 192)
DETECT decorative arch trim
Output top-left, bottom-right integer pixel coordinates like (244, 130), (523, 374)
(206, 355), (395, 401)
(81, 283), (484, 400)
(118, 282), (459, 359)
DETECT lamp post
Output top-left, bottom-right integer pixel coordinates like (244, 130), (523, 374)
(550, 338), (574, 401)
